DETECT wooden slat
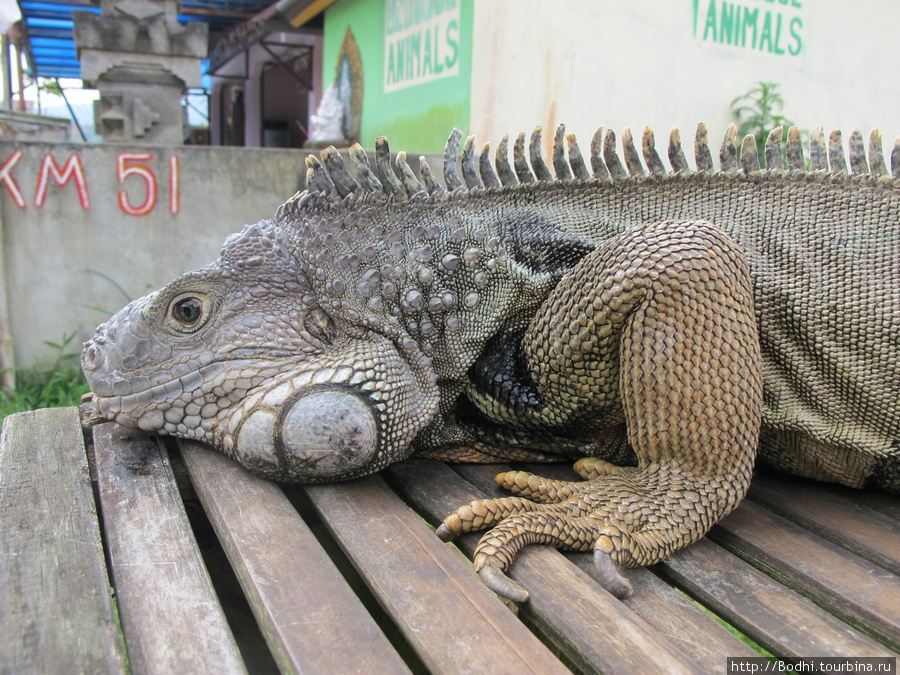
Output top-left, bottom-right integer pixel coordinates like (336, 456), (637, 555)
(660, 538), (894, 657)
(749, 474), (900, 573)
(302, 473), (572, 674)
(712, 500), (900, 650)
(570, 561), (760, 666)
(178, 440), (410, 675)
(386, 458), (706, 674)
(93, 424), (246, 674)
(0, 408), (125, 674)
(824, 485), (900, 522)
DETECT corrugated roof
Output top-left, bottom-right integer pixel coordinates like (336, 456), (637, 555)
(17, 0), (276, 79)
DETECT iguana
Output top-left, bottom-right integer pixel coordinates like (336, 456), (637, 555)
(81, 123), (900, 601)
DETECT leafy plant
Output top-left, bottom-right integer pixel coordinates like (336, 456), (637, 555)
(0, 332), (91, 422)
(730, 82), (795, 167)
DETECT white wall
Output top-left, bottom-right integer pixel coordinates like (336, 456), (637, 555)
(469, 0), (900, 166)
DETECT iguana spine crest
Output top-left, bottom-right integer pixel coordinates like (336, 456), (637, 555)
(278, 124), (900, 221)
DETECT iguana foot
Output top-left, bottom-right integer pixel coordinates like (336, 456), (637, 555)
(438, 460), (744, 601)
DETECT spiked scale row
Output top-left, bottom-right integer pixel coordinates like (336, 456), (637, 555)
(277, 124), (900, 217)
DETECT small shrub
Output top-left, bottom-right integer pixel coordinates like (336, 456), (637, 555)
(0, 333), (91, 423)
(730, 81), (795, 167)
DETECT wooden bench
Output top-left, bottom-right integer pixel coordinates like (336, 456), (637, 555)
(2, 407), (898, 673)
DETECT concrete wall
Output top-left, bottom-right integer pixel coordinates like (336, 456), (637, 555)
(0, 141), (310, 369)
(468, 0), (900, 157)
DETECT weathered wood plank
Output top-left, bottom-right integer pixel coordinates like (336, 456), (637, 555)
(660, 538), (895, 657)
(386, 458), (707, 674)
(0, 408), (125, 674)
(303, 473), (572, 675)
(824, 485), (900, 522)
(93, 424), (246, 674)
(570, 560), (760, 666)
(178, 440), (410, 675)
(749, 474), (900, 574)
(712, 500), (900, 651)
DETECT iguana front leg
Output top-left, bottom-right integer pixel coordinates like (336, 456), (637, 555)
(438, 220), (763, 600)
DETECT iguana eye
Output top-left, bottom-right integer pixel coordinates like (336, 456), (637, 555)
(166, 295), (210, 333)
(173, 298), (203, 325)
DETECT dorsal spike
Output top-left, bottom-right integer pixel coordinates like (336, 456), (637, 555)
(529, 127), (553, 181)
(694, 123), (714, 172)
(395, 151), (426, 196)
(513, 132), (535, 183)
(461, 135), (484, 189)
(375, 137), (406, 198)
(809, 126), (827, 171)
(641, 127), (667, 177)
(892, 137), (900, 179)
(590, 127), (610, 180)
(868, 129), (888, 176)
(443, 128), (464, 191)
(418, 156), (444, 195)
(552, 125), (573, 180)
(668, 128), (690, 173)
(479, 142), (501, 188)
(720, 124), (738, 172)
(828, 129), (847, 173)
(305, 154), (336, 196)
(622, 127), (645, 176)
(566, 132), (591, 180)
(848, 129), (868, 175)
(740, 135), (761, 174)
(495, 135), (518, 186)
(786, 126), (805, 171)
(764, 127), (784, 170)
(603, 129), (628, 180)
(320, 146), (359, 198)
(349, 143), (382, 193)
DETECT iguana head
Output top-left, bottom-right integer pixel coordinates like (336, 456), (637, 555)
(82, 218), (440, 482)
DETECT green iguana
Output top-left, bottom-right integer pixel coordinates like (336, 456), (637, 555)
(81, 123), (900, 601)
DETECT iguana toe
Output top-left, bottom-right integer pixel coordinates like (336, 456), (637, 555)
(494, 470), (591, 503)
(436, 496), (542, 538)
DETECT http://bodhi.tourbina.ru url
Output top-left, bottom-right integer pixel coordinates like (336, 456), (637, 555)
(727, 657), (896, 673)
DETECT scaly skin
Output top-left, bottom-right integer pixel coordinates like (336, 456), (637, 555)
(437, 220), (761, 599)
(82, 124), (900, 600)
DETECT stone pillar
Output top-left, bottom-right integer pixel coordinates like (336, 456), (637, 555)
(73, 0), (207, 144)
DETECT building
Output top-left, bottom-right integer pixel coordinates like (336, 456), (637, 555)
(12, 1), (900, 154)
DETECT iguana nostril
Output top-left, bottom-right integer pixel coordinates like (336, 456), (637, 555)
(82, 343), (104, 372)
(278, 388), (378, 480)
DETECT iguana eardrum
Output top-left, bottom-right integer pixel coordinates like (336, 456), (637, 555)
(81, 123), (900, 601)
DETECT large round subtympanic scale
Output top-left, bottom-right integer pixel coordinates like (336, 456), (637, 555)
(278, 387), (378, 479)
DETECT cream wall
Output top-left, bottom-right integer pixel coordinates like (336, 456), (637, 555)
(469, 0), (900, 165)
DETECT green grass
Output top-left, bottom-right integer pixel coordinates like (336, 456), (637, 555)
(0, 333), (91, 423)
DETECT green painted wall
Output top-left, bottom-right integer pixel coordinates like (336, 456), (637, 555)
(323, 0), (472, 153)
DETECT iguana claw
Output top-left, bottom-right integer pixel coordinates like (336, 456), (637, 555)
(434, 522), (454, 542)
(593, 548), (633, 599)
(478, 564), (529, 603)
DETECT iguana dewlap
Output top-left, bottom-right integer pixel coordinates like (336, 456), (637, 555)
(81, 124), (900, 601)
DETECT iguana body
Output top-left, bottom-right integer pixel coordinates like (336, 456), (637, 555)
(81, 123), (900, 600)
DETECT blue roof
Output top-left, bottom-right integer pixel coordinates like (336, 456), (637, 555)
(17, 0), (275, 80)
